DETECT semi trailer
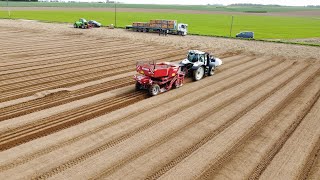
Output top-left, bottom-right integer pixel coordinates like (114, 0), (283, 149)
(126, 19), (188, 36)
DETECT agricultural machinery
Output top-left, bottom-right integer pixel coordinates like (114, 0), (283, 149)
(134, 62), (185, 96)
(74, 18), (92, 29)
(180, 50), (223, 81)
(134, 50), (223, 96)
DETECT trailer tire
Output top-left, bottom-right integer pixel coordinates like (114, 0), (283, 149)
(208, 66), (215, 76)
(173, 80), (181, 89)
(193, 66), (205, 81)
(135, 82), (142, 91)
(149, 84), (160, 96)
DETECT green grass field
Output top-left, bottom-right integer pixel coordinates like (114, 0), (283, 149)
(1, 1), (320, 12)
(1, 10), (319, 40)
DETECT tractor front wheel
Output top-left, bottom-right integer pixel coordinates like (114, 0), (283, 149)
(149, 84), (160, 96)
(208, 66), (215, 76)
(193, 66), (205, 81)
(74, 24), (77, 28)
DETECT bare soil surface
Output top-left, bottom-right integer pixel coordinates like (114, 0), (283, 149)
(0, 19), (319, 179)
(1, 7), (320, 17)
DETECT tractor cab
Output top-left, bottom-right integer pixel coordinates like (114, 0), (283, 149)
(80, 18), (87, 24)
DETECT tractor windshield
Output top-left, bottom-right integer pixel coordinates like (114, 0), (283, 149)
(187, 53), (199, 62)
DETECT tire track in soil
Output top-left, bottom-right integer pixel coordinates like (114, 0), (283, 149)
(247, 81), (320, 180)
(0, 55), (251, 133)
(0, 53), (185, 102)
(0, 40), (140, 66)
(29, 58), (280, 179)
(94, 61), (298, 180)
(0, 55), (261, 173)
(0, 47), (178, 87)
(307, 145), (320, 180)
(0, 45), (157, 78)
(163, 66), (319, 179)
(257, 94), (320, 180)
(0, 54), (243, 131)
(203, 74), (320, 180)
(0, 37), (77, 53)
(0, 77), (133, 121)
(0, 38), (118, 56)
(300, 138), (320, 180)
(0, 91), (148, 151)
(0, 39), (139, 66)
(0, 42), (148, 69)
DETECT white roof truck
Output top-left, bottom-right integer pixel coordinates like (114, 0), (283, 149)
(126, 19), (188, 36)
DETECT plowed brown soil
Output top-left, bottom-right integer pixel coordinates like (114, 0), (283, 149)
(0, 20), (319, 179)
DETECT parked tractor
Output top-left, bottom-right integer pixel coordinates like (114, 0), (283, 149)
(74, 18), (92, 29)
(134, 61), (185, 96)
(180, 50), (223, 81)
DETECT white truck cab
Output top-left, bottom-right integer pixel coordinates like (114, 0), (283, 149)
(178, 23), (188, 36)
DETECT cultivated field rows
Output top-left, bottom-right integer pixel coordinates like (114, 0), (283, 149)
(0, 22), (319, 179)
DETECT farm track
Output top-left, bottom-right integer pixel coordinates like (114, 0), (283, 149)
(0, 25), (320, 179)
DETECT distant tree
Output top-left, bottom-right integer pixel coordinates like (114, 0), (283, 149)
(0, 0), (39, 1)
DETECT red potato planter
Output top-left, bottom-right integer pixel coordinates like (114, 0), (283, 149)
(134, 62), (185, 96)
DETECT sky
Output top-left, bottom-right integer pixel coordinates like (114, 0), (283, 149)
(110, 0), (320, 6)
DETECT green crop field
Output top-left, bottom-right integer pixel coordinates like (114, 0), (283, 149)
(1, 10), (319, 40)
(1, 1), (320, 12)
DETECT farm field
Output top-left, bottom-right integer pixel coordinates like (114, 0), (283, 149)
(0, 20), (320, 179)
(1, 6), (320, 40)
(1, 2), (320, 12)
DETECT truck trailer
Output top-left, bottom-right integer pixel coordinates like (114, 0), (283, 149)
(126, 19), (188, 36)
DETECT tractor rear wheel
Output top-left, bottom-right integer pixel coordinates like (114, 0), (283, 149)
(81, 24), (85, 29)
(193, 66), (205, 81)
(149, 84), (160, 96)
(74, 24), (77, 28)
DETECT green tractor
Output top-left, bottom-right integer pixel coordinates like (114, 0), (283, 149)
(74, 18), (91, 29)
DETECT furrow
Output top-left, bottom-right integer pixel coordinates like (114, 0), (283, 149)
(204, 73), (320, 179)
(0, 77), (134, 121)
(0, 92), (147, 151)
(93, 61), (294, 179)
(29, 58), (278, 179)
(0, 55), (184, 102)
(258, 93), (320, 180)
(159, 65), (319, 179)
(0, 55), (260, 173)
